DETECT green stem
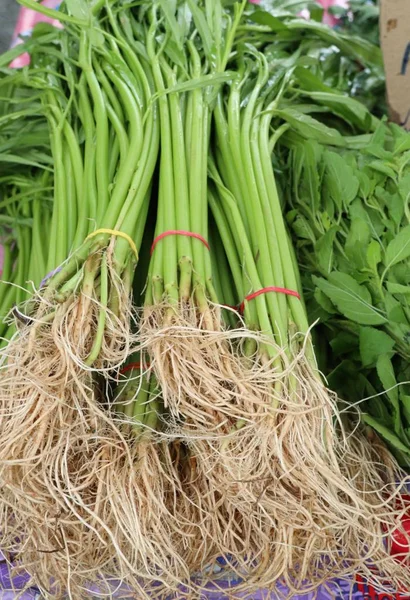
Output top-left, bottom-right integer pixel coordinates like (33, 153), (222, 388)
(85, 252), (108, 366)
(162, 60), (193, 302)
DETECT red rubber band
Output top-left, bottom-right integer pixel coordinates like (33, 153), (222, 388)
(150, 230), (210, 255)
(222, 304), (239, 311)
(119, 362), (149, 375)
(240, 286), (301, 313)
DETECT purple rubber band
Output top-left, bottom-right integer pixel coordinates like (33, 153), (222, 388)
(40, 265), (62, 289)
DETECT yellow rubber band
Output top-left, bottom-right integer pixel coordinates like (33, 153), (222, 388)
(86, 228), (139, 261)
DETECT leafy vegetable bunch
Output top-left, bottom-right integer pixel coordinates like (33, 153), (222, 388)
(0, 1), (409, 599)
(281, 120), (410, 466)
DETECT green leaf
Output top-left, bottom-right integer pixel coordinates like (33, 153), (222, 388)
(359, 327), (395, 367)
(186, 0), (213, 58)
(314, 226), (337, 274)
(293, 66), (333, 94)
(369, 160), (397, 180)
(65, 0), (89, 19)
(386, 282), (410, 296)
(290, 215), (316, 242)
(313, 272), (387, 325)
(328, 359), (367, 403)
(345, 218), (370, 269)
(376, 354), (401, 434)
(385, 293), (408, 325)
(387, 192), (405, 229)
(286, 19), (382, 65)
(384, 224), (410, 270)
(301, 91), (375, 131)
(393, 127), (410, 155)
(158, 0), (183, 49)
(17, 0), (86, 25)
(302, 141), (322, 212)
(399, 172), (410, 207)
(250, 10), (288, 31)
(357, 170), (371, 199)
(329, 331), (358, 357)
(314, 288), (337, 315)
(361, 414), (410, 455)
(323, 151), (359, 211)
(273, 109), (346, 147)
(366, 239), (381, 273)
(400, 394), (410, 427)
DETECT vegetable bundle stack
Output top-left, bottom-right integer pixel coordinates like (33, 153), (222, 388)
(0, 7), (176, 598)
(0, 1), (409, 599)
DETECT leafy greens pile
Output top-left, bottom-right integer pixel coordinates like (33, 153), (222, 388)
(280, 121), (410, 465)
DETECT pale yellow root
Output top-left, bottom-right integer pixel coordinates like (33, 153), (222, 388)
(140, 305), (275, 428)
(140, 305), (410, 595)
(0, 290), (192, 598)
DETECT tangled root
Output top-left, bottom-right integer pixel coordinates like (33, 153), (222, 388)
(140, 304), (277, 428)
(141, 304), (410, 595)
(0, 287), (189, 598)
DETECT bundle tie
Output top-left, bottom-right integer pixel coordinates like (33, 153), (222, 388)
(239, 286), (301, 314)
(86, 229), (139, 261)
(150, 230), (210, 255)
(40, 265), (62, 289)
(119, 362), (147, 375)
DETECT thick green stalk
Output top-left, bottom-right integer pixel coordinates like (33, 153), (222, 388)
(188, 43), (207, 289)
(64, 118), (86, 250)
(0, 242), (12, 284)
(148, 27), (178, 305)
(46, 98), (67, 270)
(85, 252), (108, 366)
(79, 32), (109, 225)
(112, 102), (159, 272)
(248, 116), (287, 337)
(209, 164), (274, 343)
(162, 61), (193, 302)
(78, 76), (98, 231)
(63, 147), (77, 251)
(259, 112), (309, 337)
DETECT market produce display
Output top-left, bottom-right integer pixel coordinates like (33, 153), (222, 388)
(0, 1), (410, 599)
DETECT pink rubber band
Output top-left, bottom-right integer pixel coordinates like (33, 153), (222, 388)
(240, 286), (301, 313)
(150, 230), (210, 255)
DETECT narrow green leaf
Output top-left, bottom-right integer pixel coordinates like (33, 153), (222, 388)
(273, 109), (346, 147)
(376, 354), (401, 434)
(366, 239), (381, 273)
(400, 394), (410, 427)
(323, 151), (359, 211)
(314, 226), (337, 274)
(249, 10), (289, 31)
(313, 272), (387, 325)
(187, 0), (213, 57)
(386, 282), (410, 296)
(362, 414), (410, 455)
(345, 219), (370, 269)
(17, 0), (86, 24)
(384, 224), (410, 270)
(314, 288), (337, 315)
(155, 71), (235, 97)
(158, 0), (183, 49)
(65, 0), (90, 19)
(329, 331), (358, 356)
(385, 293), (408, 325)
(369, 160), (396, 179)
